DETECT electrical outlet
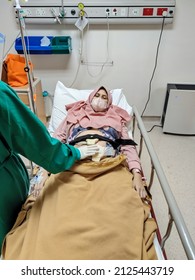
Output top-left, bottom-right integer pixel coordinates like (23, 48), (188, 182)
(23, 8), (32, 17)
(131, 8), (140, 16)
(36, 8), (46, 17)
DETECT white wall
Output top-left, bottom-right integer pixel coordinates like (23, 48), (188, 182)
(1, 0), (195, 116)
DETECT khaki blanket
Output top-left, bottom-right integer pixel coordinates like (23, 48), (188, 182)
(2, 155), (157, 260)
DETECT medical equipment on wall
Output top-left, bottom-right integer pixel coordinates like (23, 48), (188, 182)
(13, 0), (176, 25)
(15, 36), (72, 55)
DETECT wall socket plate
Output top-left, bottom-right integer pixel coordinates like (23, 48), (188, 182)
(35, 8), (46, 16)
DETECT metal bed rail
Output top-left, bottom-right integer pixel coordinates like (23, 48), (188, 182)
(132, 105), (195, 260)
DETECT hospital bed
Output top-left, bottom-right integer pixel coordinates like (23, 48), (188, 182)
(47, 82), (195, 260)
(3, 81), (195, 260)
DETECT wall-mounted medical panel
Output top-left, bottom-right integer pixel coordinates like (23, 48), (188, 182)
(14, 0), (176, 25)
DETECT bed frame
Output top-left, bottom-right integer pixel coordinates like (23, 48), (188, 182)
(132, 105), (195, 260)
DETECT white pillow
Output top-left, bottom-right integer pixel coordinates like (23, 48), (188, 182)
(48, 81), (133, 135)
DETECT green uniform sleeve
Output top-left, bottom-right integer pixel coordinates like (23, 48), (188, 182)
(0, 81), (81, 173)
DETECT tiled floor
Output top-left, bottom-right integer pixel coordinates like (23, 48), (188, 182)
(134, 117), (195, 260)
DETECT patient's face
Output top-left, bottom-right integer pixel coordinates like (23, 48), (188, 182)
(91, 89), (108, 112)
(94, 89), (108, 101)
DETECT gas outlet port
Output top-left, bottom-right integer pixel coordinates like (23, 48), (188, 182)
(105, 8), (110, 16)
(71, 9), (76, 15)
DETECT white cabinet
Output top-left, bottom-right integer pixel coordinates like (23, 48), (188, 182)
(161, 84), (195, 135)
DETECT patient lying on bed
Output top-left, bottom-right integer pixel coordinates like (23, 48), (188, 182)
(54, 86), (148, 199)
(2, 86), (157, 260)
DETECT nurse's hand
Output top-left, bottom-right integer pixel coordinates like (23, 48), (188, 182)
(78, 145), (99, 159)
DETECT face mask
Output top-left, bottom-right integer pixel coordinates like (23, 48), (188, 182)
(91, 97), (108, 112)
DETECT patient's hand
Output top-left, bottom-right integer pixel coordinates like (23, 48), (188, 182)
(32, 169), (50, 198)
(132, 173), (147, 199)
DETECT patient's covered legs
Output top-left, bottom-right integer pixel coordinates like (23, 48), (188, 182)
(2, 155), (157, 260)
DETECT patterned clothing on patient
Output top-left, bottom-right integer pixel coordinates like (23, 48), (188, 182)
(67, 125), (120, 160)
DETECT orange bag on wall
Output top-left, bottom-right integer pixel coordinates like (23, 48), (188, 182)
(5, 54), (33, 87)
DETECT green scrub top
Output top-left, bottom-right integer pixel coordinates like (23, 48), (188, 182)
(0, 81), (80, 250)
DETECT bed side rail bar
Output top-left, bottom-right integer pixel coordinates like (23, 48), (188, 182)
(132, 105), (195, 260)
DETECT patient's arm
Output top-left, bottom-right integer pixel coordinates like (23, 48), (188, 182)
(120, 122), (148, 199)
(120, 122), (142, 171)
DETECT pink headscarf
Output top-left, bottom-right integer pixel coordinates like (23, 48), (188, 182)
(65, 86), (131, 132)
